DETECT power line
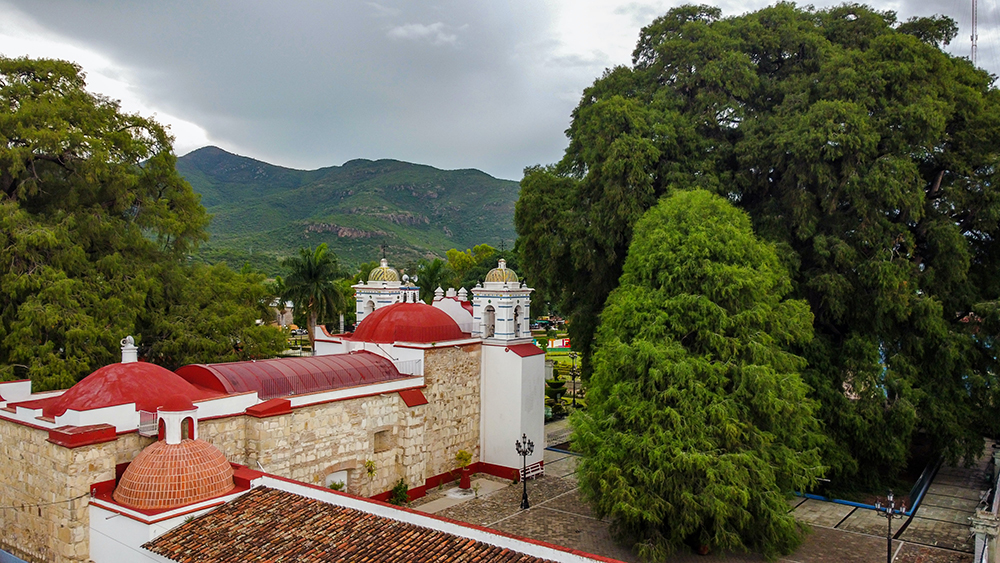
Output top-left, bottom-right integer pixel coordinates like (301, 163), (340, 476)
(0, 492), (90, 511)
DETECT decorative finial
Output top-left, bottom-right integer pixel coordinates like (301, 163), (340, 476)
(120, 336), (138, 363)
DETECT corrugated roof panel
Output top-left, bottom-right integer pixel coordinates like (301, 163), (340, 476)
(176, 353), (406, 400)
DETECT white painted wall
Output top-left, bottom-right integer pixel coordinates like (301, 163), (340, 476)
(433, 298), (474, 333)
(313, 333), (347, 356)
(480, 346), (544, 470)
(89, 492), (248, 562)
(56, 403), (139, 432)
(0, 380), (33, 402)
(193, 393), (259, 419)
(89, 504), (212, 563)
(287, 376), (424, 408)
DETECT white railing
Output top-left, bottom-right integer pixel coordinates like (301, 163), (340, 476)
(138, 411), (158, 437)
(520, 461), (544, 481)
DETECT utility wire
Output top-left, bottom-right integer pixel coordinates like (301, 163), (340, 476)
(0, 492), (90, 511)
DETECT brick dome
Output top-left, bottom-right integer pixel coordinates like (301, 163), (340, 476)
(350, 302), (466, 343)
(113, 440), (235, 510)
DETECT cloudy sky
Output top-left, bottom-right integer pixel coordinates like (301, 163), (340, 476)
(1, 0), (997, 180)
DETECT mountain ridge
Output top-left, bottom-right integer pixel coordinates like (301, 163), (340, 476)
(177, 146), (520, 274)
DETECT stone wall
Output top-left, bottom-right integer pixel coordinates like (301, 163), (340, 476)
(0, 342), (484, 561)
(422, 344), (481, 477)
(0, 419), (152, 562)
(239, 394), (427, 497)
(194, 343), (482, 496)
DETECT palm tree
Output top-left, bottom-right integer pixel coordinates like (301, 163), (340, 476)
(282, 244), (347, 351)
(415, 258), (449, 303)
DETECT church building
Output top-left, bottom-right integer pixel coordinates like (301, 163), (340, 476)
(0, 259), (549, 562)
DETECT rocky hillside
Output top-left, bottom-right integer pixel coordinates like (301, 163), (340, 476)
(177, 146), (520, 274)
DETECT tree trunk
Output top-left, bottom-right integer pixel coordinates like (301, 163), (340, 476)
(308, 311), (318, 355)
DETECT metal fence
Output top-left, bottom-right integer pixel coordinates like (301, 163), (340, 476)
(138, 411), (158, 437)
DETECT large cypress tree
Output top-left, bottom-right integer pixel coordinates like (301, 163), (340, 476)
(517, 3), (1000, 488)
(573, 190), (822, 560)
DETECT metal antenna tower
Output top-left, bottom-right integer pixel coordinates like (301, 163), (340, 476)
(973, 0), (979, 66)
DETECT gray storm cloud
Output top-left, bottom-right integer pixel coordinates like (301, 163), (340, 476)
(1, 0), (996, 179)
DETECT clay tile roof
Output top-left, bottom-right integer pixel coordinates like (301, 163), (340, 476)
(144, 486), (556, 562)
(114, 440), (235, 510)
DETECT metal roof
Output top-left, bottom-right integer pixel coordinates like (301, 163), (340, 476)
(175, 352), (406, 400)
(350, 302), (467, 344)
(10, 362), (222, 418)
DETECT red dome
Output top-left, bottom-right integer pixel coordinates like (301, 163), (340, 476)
(159, 395), (196, 412)
(114, 439), (234, 510)
(351, 302), (466, 344)
(38, 363), (220, 418)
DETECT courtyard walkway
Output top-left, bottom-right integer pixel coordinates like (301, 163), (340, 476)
(411, 419), (991, 562)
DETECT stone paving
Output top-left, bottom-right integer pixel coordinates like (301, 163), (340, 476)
(410, 419), (986, 563)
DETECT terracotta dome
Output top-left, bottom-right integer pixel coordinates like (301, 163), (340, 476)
(351, 302), (466, 343)
(39, 362), (220, 418)
(484, 259), (518, 284)
(368, 258), (400, 282)
(113, 440), (234, 510)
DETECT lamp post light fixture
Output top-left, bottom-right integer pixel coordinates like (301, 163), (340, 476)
(874, 490), (906, 563)
(515, 433), (534, 509)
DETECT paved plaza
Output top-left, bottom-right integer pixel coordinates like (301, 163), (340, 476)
(411, 420), (991, 562)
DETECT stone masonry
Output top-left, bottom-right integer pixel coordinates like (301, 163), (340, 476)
(0, 342), (485, 562)
(0, 420), (153, 562)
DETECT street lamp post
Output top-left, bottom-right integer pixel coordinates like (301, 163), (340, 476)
(568, 352), (579, 408)
(515, 433), (534, 509)
(874, 490), (906, 563)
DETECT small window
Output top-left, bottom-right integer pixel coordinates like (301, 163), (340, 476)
(325, 470), (348, 491)
(374, 429), (393, 453)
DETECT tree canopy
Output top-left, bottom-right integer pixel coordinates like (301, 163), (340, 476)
(0, 56), (285, 388)
(572, 190), (822, 559)
(516, 3), (1000, 488)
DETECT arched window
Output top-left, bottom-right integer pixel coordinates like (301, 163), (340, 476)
(158, 419), (166, 441)
(484, 305), (496, 338)
(181, 417), (194, 440)
(365, 300), (375, 316)
(514, 305), (522, 337)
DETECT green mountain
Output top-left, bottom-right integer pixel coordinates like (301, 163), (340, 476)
(176, 146), (520, 275)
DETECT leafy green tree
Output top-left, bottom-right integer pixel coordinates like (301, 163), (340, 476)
(144, 264), (287, 368)
(517, 3), (1000, 488)
(281, 243), (347, 349)
(445, 244), (496, 288)
(353, 260), (381, 284)
(0, 56), (284, 389)
(573, 191), (823, 560)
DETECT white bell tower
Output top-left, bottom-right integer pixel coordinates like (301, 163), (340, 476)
(352, 258), (420, 325)
(473, 260), (545, 474)
(471, 259), (532, 341)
